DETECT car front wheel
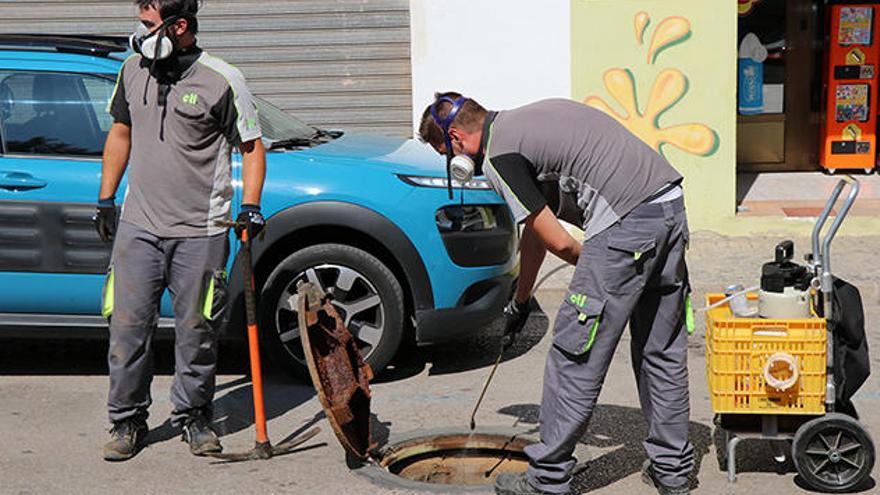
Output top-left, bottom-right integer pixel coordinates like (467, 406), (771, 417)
(259, 243), (405, 379)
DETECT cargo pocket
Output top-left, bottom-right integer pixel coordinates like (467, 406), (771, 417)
(201, 269), (229, 322)
(553, 292), (606, 356)
(604, 229), (656, 295)
(101, 266), (114, 319)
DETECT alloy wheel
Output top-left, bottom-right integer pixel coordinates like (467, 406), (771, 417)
(273, 263), (385, 366)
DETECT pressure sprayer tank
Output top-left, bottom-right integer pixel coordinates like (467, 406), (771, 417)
(758, 241), (813, 319)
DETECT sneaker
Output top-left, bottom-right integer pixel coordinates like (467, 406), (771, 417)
(641, 460), (690, 495)
(181, 413), (222, 455)
(103, 418), (148, 461)
(494, 472), (558, 495)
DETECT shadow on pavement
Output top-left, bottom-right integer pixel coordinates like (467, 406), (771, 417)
(346, 414), (392, 468)
(497, 403), (712, 493)
(712, 428), (797, 476)
(0, 337), (319, 449)
(0, 338), (249, 375)
(715, 430), (877, 494)
(794, 473), (876, 493)
(144, 375), (319, 447)
(373, 305), (550, 383)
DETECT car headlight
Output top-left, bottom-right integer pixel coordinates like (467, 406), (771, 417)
(397, 174), (492, 190)
(436, 205), (497, 232)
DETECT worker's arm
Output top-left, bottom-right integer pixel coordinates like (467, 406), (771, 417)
(527, 206), (580, 266)
(98, 122), (132, 199)
(485, 153), (580, 302)
(514, 206), (580, 303)
(513, 220), (546, 305)
(239, 138), (266, 205)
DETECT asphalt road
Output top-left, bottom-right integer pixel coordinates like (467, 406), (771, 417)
(1, 232), (879, 494)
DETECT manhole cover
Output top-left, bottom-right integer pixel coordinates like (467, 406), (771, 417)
(297, 283), (535, 492)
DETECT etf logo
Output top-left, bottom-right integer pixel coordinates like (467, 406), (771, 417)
(182, 92), (199, 105)
(569, 293), (587, 308)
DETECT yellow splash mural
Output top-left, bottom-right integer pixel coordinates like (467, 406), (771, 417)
(634, 11), (650, 45)
(646, 17), (691, 64)
(584, 12), (718, 157)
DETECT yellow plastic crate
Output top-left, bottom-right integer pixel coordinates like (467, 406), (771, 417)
(705, 293), (827, 415)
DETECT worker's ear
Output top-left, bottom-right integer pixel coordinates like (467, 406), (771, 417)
(172, 17), (189, 37)
(447, 127), (465, 152)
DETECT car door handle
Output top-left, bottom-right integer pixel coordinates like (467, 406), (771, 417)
(0, 172), (48, 191)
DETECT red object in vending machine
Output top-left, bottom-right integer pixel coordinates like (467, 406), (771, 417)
(821, 3), (880, 173)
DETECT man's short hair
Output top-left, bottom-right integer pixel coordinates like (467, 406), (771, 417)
(418, 91), (487, 148)
(135, 0), (200, 34)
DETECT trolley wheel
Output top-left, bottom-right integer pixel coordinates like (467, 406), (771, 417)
(792, 413), (875, 493)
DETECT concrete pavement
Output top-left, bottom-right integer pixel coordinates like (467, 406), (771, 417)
(1, 231), (879, 494)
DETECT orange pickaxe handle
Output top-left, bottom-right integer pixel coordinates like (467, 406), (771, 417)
(240, 229), (269, 445)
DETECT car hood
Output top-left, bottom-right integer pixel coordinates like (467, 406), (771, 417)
(279, 133), (449, 176)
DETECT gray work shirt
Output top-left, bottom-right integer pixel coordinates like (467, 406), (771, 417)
(108, 49), (262, 237)
(481, 98), (683, 240)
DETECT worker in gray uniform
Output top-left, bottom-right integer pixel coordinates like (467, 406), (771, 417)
(93, 0), (266, 461)
(419, 93), (694, 495)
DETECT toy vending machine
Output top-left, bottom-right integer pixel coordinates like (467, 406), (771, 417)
(821, 4), (880, 173)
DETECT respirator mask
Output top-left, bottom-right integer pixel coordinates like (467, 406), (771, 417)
(430, 96), (479, 199)
(129, 16), (181, 60)
(450, 154), (476, 183)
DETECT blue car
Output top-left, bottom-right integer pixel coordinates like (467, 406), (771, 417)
(0, 35), (517, 377)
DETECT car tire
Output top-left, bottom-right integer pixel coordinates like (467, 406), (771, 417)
(259, 243), (405, 380)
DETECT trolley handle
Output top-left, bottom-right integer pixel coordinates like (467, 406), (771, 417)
(810, 179), (847, 267)
(820, 177), (860, 286)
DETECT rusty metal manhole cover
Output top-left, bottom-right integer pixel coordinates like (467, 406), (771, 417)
(297, 281), (373, 459)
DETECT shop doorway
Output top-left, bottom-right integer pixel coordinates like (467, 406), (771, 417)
(736, 1), (880, 218)
(737, 0), (823, 173)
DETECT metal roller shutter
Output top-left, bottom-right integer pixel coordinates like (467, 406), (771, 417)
(0, 0), (412, 136)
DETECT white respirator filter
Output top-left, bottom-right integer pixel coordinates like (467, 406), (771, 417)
(130, 24), (174, 60)
(450, 154), (476, 183)
(140, 33), (174, 60)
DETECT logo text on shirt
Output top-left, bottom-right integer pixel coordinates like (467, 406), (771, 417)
(182, 92), (199, 105)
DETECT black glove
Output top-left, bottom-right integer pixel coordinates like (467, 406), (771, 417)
(92, 196), (117, 243)
(501, 298), (532, 350)
(235, 203), (265, 241)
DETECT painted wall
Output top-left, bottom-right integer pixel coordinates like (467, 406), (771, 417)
(572, 0), (737, 231)
(409, 0), (571, 135)
(408, 1), (880, 235)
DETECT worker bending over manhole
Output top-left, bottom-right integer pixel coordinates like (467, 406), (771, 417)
(418, 93), (694, 495)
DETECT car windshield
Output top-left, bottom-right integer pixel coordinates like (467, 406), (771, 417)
(255, 96), (316, 143)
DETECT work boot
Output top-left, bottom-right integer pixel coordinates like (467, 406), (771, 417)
(494, 473), (558, 495)
(103, 417), (148, 461)
(641, 459), (690, 495)
(181, 412), (222, 455)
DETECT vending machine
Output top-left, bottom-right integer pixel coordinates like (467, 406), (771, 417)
(821, 4), (880, 173)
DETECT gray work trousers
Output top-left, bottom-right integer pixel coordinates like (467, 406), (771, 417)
(105, 220), (229, 426)
(525, 196), (694, 493)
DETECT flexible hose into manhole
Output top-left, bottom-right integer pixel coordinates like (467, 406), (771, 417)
(468, 263), (573, 433)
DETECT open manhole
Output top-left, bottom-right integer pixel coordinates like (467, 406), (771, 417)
(297, 283), (534, 492)
(376, 429), (530, 486)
